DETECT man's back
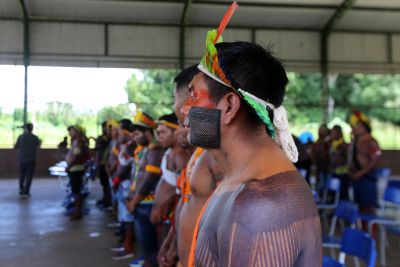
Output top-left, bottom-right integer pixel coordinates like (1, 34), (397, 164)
(16, 132), (40, 162)
(195, 171), (322, 267)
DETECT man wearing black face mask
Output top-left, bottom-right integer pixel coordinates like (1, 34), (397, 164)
(184, 3), (322, 267)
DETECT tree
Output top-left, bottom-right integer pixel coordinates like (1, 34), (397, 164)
(331, 74), (400, 125)
(285, 73), (323, 124)
(97, 104), (132, 123)
(125, 69), (177, 119)
(44, 102), (75, 126)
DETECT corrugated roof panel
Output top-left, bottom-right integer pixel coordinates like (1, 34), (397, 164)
(189, 4), (334, 29)
(27, 0), (183, 23)
(336, 10), (400, 32)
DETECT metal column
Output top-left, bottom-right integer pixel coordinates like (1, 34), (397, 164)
(320, 0), (357, 123)
(179, 0), (192, 70)
(18, 0), (30, 125)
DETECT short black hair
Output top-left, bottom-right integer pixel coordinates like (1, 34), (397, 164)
(158, 113), (178, 125)
(119, 119), (133, 132)
(215, 42), (288, 107)
(101, 121), (107, 127)
(133, 125), (154, 135)
(359, 121), (372, 133)
(332, 125), (342, 133)
(24, 123), (33, 132)
(203, 42), (288, 135)
(174, 64), (200, 91)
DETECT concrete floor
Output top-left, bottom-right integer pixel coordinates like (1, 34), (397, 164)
(0, 178), (132, 267)
(0, 178), (399, 267)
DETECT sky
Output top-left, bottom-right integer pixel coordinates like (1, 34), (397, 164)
(0, 65), (143, 113)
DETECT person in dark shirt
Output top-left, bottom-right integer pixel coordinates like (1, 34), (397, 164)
(182, 4), (322, 266)
(329, 125), (349, 200)
(15, 123), (41, 197)
(311, 124), (331, 189)
(95, 121), (111, 207)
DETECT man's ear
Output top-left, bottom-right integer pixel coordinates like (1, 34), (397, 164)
(219, 92), (242, 125)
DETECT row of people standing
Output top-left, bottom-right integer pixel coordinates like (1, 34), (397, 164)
(89, 65), (224, 266)
(312, 113), (382, 216)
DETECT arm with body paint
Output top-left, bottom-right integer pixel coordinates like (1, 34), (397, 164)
(350, 139), (381, 180)
(128, 147), (164, 212)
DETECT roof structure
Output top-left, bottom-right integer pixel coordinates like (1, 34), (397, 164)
(1, 0), (400, 73)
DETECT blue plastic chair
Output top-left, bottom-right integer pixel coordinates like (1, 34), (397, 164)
(318, 177), (341, 210)
(322, 256), (344, 267)
(361, 184), (400, 266)
(323, 201), (361, 249)
(318, 177), (341, 228)
(323, 228), (377, 267)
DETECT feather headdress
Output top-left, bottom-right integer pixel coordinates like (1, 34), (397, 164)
(197, 1), (298, 162)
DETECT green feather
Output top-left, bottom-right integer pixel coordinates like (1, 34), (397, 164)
(238, 90), (276, 138)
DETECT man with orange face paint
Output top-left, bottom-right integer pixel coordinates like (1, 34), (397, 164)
(185, 3), (321, 267)
(157, 65), (224, 267)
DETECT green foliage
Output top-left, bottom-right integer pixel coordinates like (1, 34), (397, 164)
(332, 74), (400, 125)
(43, 102), (75, 126)
(97, 104), (133, 123)
(13, 108), (24, 125)
(125, 69), (177, 119)
(285, 73), (400, 127)
(285, 73), (323, 123)
(0, 70), (399, 149)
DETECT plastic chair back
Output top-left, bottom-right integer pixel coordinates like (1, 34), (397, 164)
(335, 201), (360, 224)
(324, 177), (341, 192)
(387, 180), (400, 189)
(322, 256), (343, 267)
(376, 167), (391, 178)
(340, 228), (377, 267)
(383, 186), (400, 205)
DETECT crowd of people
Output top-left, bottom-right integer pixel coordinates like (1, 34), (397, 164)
(294, 113), (381, 218)
(14, 2), (385, 267)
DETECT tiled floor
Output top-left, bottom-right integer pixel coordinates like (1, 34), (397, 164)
(0, 178), (134, 267)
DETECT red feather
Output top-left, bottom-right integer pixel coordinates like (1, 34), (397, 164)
(214, 1), (239, 44)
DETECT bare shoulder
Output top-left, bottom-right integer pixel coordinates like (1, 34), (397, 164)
(190, 150), (218, 197)
(203, 150), (224, 182)
(232, 171), (318, 233)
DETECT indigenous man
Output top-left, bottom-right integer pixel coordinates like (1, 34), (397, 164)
(348, 111), (381, 215)
(127, 112), (164, 267)
(330, 125), (349, 200)
(95, 121), (111, 208)
(105, 119), (120, 185)
(151, 113), (191, 224)
(183, 3), (322, 266)
(65, 125), (89, 221)
(157, 65), (224, 267)
(312, 124), (331, 188)
(111, 119), (137, 260)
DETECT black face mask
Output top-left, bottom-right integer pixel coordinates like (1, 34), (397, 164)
(188, 106), (221, 149)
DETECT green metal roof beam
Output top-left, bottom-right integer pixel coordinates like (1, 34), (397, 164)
(323, 0), (358, 35)
(180, 0), (192, 70)
(18, 0), (30, 125)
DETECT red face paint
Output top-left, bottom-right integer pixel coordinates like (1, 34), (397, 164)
(181, 74), (216, 121)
